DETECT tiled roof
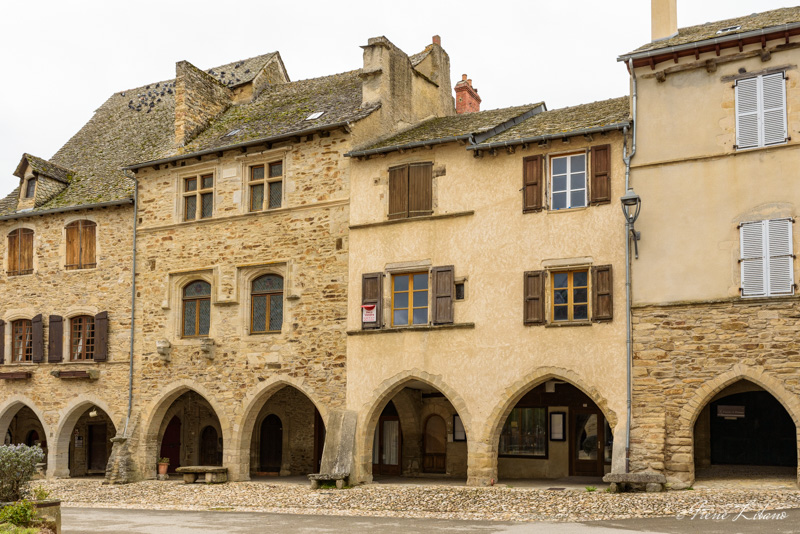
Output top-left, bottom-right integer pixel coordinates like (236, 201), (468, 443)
(179, 70), (379, 156)
(624, 6), (800, 56)
(0, 187), (19, 215)
(15, 154), (74, 183)
(350, 104), (541, 155)
(409, 49), (430, 66)
(474, 97), (630, 147)
(205, 52), (279, 88)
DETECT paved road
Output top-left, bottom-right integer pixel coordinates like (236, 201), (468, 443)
(63, 507), (800, 533)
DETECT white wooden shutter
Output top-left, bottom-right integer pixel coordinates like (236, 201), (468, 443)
(767, 218), (794, 295)
(762, 72), (788, 146)
(740, 220), (766, 296)
(736, 77), (760, 149)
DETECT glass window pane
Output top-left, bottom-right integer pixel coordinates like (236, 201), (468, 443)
(413, 273), (428, 290)
(571, 172), (586, 189)
(412, 307), (428, 325)
(553, 289), (568, 305)
(571, 189), (585, 208)
(533, 408), (547, 456)
(574, 288), (588, 303)
(250, 166), (265, 181)
(269, 294), (283, 331)
(576, 414), (598, 461)
(573, 271), (588, 286)
(394, 275), (409, 292)
(554, 306), (568, 321)
(571, 154), (586, 171)
(552, 175), (567, 192)
(183, 302), (196, 336)
(553, 273), (568, 288)
(201, 193), (213, 218)
(198, 300), (211, 336)
(250, 184), (264, 212)
(552, 192), (567, 210)
(252, 295), (267, 332)
(253, 275), (283, 293)
(268, 181), (282, 209)
(552, 157), (567, 175)
(412, 290), (427, 307)
(574, 305), (588, 320)
(201, 174), (214, 189)
(185, 196), (197, 220)
(393, 309), (408, 325)
(269, 162), (283, 178)
(185, 281), (211, 297)
(394, 292), (408, 309)
(185, 178), (197, 192)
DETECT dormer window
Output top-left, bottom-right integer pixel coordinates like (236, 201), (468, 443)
(24, 179), (36, 199)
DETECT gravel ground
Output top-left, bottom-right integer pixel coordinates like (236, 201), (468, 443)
(34, 479), (800, 523)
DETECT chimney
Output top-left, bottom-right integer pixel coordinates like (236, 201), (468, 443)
(432, 35), (441, 46)
(454, 74), (481, 114)
(174, 60), (233, 148)
(651, 0), (678, 42)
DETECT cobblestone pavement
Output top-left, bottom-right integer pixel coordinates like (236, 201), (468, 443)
(36, 479), (800, 523)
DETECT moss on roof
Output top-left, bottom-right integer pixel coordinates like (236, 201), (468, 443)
(205, 52), (278, 88)
(353, 104), (541, 154)
(625, 6), (800, 56)
(16, 154), (74, 183)
(473, 97), (630, 146)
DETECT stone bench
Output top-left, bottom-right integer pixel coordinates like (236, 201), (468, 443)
(308, 473), (349, 489)
(175, 466), (228, 484)
(603, 472), (667, 493)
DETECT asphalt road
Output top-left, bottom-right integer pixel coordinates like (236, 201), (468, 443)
(63, 507), (800, 534)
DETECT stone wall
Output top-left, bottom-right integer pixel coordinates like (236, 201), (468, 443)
(631, 297), (800, 484)
(174, 60), (232, 149)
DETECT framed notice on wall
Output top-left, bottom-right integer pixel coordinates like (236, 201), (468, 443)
(550, 412), (566, 441)
(361, 304), (377, 323)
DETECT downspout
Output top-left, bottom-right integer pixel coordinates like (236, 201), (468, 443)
(622, 58), (638, 473)
(123, 171), (138, 436)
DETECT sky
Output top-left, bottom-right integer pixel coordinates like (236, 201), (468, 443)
(0, 0), (793, 199)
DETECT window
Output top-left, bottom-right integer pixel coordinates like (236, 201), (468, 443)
(550, 154), (586, 210)
(25, 179), (36, 199)
(65, 220), (96, 270)
(7, 228), (33, 276)
(735, 72), (787, 150)
(392, 272), (428, 326)
(249, 162), (283, 212)
(740, 218), (794, 297)
(552, 270), (588, 322)
(388, 163), (433, 220)
(11, 320), (32, 362)
(183, 174), (214, 221)
(499, 407), (547, 457)
(251, 275), (283, 333)
(70, 315), (95, 360)
(182, 281), (211, 337)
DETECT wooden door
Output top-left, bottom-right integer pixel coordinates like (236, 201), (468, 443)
(160, 416), (181, 473)
(423, 415), (447, 473)
(570, 410), (604, 476)
(372, 415), (401, 476)
(314, 409), (325, 473)
(88, 424), (107, 473)
(260, 414), (282, 473)
(200, 426), (220, 466)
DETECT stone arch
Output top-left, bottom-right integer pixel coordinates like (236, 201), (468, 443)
(228, 375), (328, 481)
(140, 380), (230, 479)
(50, 395), (123, 478)
(0, 396), (51, 449)
(355, 368), (472, 483)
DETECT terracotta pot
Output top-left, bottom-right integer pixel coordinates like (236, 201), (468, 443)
(157, 463), (169, 475)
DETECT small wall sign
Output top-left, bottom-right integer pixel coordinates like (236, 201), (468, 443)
(361, 304), (377, 323)
(717, 405), (745, 418)
(550, 412), (566, 441)
(75, 436), (84, 448)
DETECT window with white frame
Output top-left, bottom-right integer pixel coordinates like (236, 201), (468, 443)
(735, 72), (787, 150)
(550, 153), (586, 210)
(740, 218), (794, 297)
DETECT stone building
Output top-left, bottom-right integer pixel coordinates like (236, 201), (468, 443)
(621, 3), (800, 486)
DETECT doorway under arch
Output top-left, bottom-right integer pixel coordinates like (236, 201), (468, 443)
(66, 407), (116, 477)
(155, 391), (223, 472)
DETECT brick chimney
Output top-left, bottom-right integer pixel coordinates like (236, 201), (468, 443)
(651, 0), (678, 42)
(454, 74), (481, 114)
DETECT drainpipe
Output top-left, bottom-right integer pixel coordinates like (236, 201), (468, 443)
(622, 58), (638, 473)
(123, 171), (139, 437)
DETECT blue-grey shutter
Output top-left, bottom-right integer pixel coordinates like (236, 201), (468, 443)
(740, 221), (766, 297)
(736, 77), (760, 150)
(767, 218), (794, 296)
(48, 315), (63, 362)
(762, 72), (788, 146)
(94, 312), (109, 361)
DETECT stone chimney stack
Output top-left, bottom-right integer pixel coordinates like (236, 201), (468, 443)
(651, 0), (678, 42)
(454, 74), (481, 114)
(174, 60), (233, 149)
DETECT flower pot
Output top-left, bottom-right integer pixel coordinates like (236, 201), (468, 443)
(157, 463), (169, 475)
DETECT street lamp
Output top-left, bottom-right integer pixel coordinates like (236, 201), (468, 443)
(620, 189), (641, 259)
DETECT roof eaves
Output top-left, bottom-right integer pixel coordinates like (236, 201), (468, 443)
(618, 21), (800, 62)
(346, 134), (474, 158)
(473, 104), (547, 144)
(468, 121), (631, 151)
(0, 198), (134, 221)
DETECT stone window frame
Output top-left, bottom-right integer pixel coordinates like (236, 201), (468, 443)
(24, 178), (36, 199)
(61, 214), (101, 273)
(4, 223), (37, 277)
(237, 148), (290, 215)
(181, 280), (212, 339)
(162, 270), (216, 345)
(1, 310), (36, 365)
(63, 306), (100, 362)
(174, 165), (217, 224)
(238, 263), (289, 337)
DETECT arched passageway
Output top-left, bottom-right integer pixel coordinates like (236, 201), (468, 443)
(2, 405), (48, 463)
(156, 391), (223, 471)
(66, 406), (116, 477)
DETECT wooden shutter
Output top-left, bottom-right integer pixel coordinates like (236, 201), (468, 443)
(94, 311), (109, 361)
(7, 231), (19, 274)
(361, 273), (383, 329)
(31, 314), (43, 363)
(590, 145), (611, 205)
(66, 223), (80, 268)
(431, 266), (454, 325)
(20, 230), (33, 274)
(740, 221), (766, 297)
(522, 155), (543, 212)
(388, 166), (409, 220)
(48, 315), (63, 362)
(762, 72), (787, 146)
(408, 163), (433, 217)
(0, 320), (4, 364)
(591, 265), (613, 321)
(524, 271), (546, 324)
(736, 77), (760, 149)
(767, 218), (794, 295)
(81, 222), (97, 268)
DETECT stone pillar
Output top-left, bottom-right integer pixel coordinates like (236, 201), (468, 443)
(466, 438), (496, 486)
(104, 435), (135, 484)
(610, 420), (628, 474)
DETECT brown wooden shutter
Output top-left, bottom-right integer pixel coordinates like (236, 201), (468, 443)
(408, 163), (433, 218)
(7, 231), (18, 275)
(591, 265), (613, 321)
(94, 311), (109, 361)
(361, 273), (383, 329)
(20, 230), (33, 274)
(48, 315), (63, 362)
(388, 166), (409, 220)
(590, 144), (611, 205)
(523, 155), (543, 212)
(524, 271), (546, 325)
(431, 266), (455, 325)
(0, 320), (4, 364)
(81, 222), (96, 268)
(31, 314), (43, 362)
(66, 223), (80, 268)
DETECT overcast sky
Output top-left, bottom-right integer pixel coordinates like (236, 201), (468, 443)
(0, 1), (792, 198)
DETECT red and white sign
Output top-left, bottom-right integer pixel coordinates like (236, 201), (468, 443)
(361, 304), (377, 323)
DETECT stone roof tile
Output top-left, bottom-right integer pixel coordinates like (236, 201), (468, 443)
(16, 154), (75, 183)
